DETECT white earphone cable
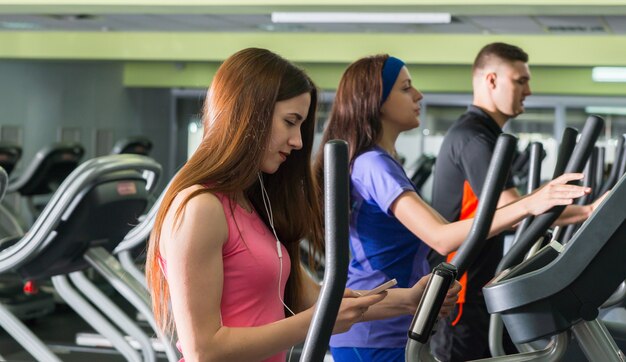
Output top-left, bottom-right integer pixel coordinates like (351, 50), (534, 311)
(257, 173), (296, 319)
(258, 173), (297, 361)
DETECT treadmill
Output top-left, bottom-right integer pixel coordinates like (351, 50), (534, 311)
(3, 142), (84, 232)
(110, 136), (153, 156)
(0, 154), (170, 362)
(0, 142), (85, 322)
(0, 143), (22, 176)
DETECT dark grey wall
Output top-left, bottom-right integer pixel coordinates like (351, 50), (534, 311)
(0, 60), (173, 186)
(128, 87), (174, 187)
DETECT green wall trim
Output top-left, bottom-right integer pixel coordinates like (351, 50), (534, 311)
(124, 62), (221, 88)
(4, 32), (626, 67)
(124, 62), (626, 96)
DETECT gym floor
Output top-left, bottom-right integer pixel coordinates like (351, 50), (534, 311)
(0, 304), (129, 361)
(0, 289), (169, 362)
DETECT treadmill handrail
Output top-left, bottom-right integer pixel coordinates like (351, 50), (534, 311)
(113, 183), (167, 254)
(7, 142), (84, 194)
(0, 154), (161, 272)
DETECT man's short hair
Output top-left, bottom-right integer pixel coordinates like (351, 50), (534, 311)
(473, 42), (529, 72)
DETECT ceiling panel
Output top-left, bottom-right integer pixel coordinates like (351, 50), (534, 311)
(286, 22), (362, 33)
(107, 15), (200, 31)
(152, 14), (237, 31)
(418, 22), (483, 34)
(468, 16), (545, 34)
(535, 15), (605, 27)
(0, 13), (622, 35)
(352, 23), (431, 33)
(599, 16), (626, 34)
(201, 14), (272, 31)
(535, 15), (607, 33)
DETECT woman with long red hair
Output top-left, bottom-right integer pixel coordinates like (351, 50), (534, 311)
(145, 48), (459, 362)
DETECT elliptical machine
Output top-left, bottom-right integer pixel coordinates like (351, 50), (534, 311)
(406, 116), (626, 361)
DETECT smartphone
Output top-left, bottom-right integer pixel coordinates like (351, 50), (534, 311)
(360, 279), (398, 296)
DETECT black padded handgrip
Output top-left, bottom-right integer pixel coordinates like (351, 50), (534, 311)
(408, 262), (457, 343)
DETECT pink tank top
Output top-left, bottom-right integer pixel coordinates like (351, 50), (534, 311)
(160, 193), (291, 362)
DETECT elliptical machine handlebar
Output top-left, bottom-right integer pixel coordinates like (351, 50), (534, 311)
(551, 127), (579, 179)
(497, 126), (577, 276)
(510, 142), (544, 246)
(408, 262), (457, 344)
(450, 134), (518, 276)
(300, 140), (350, 362)
(406, 133), (518, 361)
(497, 115), (604, 273)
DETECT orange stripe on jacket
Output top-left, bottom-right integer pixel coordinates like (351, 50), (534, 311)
(446, 180), (477, 326)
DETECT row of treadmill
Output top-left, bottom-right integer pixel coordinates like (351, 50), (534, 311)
(0, 115), (625, 362)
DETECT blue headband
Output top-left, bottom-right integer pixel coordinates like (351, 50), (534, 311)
(381, 56), (405, 105)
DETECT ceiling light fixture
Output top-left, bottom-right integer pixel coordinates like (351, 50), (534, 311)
(271, 12), (451, 24)
(0, 21), (40, 30)
(585, 106), (626, 116)
(592, 67), (626, 82)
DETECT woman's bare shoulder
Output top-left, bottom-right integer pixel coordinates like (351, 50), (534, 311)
(171, 184), (222, 211)
(161, 185), (228, 258)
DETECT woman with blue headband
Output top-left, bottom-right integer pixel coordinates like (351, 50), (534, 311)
(313, 54), (591, 362)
